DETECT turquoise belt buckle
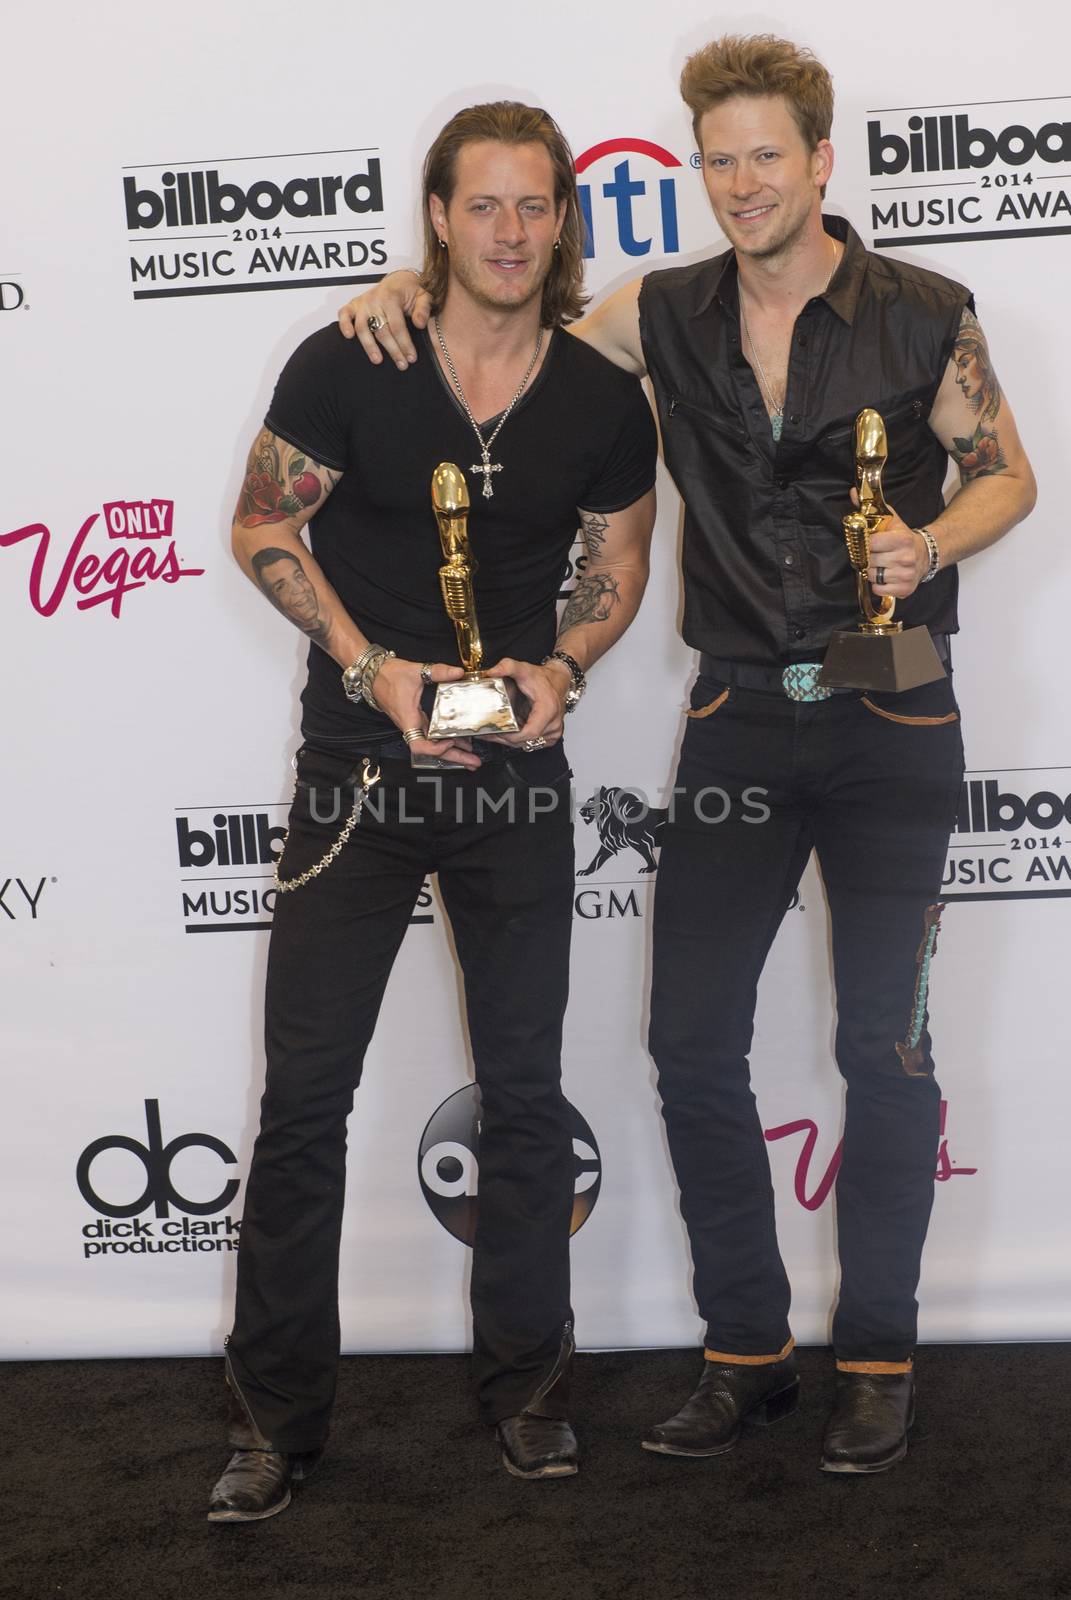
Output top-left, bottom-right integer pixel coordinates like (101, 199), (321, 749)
(782, 663), (833, 703)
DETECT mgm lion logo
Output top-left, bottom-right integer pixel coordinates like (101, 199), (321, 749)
(577, 787), (668, 877)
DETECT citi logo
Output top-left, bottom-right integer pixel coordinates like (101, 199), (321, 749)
(955, 777), (1071, 834)
(869, 112), (1071, 176)
(125, 160), (383, 230)
(575, 139), (682, 259)
(177, 812), (287, 869)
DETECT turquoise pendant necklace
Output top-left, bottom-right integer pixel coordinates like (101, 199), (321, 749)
(741, 238), (839, 445)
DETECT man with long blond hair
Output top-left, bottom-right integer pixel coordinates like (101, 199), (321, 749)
(209, 101), (656, 1520)
(342, 36), (1035, 1474)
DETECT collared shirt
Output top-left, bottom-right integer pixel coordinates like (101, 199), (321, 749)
(639, 217), (971, 665)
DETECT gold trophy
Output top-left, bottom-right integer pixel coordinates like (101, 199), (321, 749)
(424, 463), (524, 740)
(819, 409), (946, 692)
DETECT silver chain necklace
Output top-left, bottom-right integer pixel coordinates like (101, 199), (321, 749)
(432, 316), (544, 498)
(740, 238), (839, 443)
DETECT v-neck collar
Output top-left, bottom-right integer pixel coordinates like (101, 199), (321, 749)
(421, 322), (557, 433)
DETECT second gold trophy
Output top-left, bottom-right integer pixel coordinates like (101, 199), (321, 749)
(425, 462), (524, 741)
(819, 410), (946, 692)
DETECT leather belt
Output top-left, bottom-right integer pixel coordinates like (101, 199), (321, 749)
(699, 634), (950, 699)
(306, 735), (510, 765)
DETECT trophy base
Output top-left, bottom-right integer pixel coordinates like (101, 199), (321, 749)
(426, 674), (523, 739)
(819, 625), (947, 692)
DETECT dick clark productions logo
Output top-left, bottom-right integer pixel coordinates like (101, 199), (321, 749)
(76, 1099), (242, 1261)
(0, 499), (203, 618)
(418, 1085), (601, 1245)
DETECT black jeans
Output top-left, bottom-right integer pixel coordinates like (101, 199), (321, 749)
(648, 671), (965, 1363)
(227, 740), (576, 1450)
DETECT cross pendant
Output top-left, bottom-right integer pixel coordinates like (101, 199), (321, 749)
(470, 454), (503, 498)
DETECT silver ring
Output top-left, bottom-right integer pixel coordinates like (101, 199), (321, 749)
(419, 662), (434, 685)
(367, 314), (387, 333)
(402, 728), (423, 746)
(875, 565), (886, 586)
(522, 736), (548, 752)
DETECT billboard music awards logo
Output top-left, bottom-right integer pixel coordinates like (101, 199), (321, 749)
(76, 1099), (242, 1261)
(176, 803), (435, 931)
(122, 148), (389, 300)
(765, 1098), (977, 1211)
(575, 138), (689, 260)
(0, 499), (203, 618)
(418, 1084), (601, 1245)
(943, 766), (1071, 899)
(867, 95), (1071, 248)
(177, 804), (289, 932)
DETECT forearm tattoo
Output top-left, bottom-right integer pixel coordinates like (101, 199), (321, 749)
(559, 570), (620, 631)
(237, 429), (341, 527)
(948, 308), (1008, 480)
(578, 509), (610, 561)
(237, 430), (341, 645)
(251, 546), (331, 646)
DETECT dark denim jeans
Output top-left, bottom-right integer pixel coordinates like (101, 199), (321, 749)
(649, 671), (965, 1363)
(228, 740), (576, 1450)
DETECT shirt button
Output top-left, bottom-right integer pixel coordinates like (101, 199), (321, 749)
(790, 414), (801, 425)
(784, 554), (795, 567)
(797, 334), (809, 346)
(793, 626), (806, 640)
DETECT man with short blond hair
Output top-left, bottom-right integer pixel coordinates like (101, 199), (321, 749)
(341, 34), (1035, 1474)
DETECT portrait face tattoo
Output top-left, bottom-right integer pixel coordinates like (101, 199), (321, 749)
(256, 552), (320, 628)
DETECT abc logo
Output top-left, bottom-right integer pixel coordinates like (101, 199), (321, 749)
(418, 1085), (601, 1246)
(76, 1099), (239, 1219)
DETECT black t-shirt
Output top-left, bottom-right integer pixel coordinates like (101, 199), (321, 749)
(264, 323), (657, 748)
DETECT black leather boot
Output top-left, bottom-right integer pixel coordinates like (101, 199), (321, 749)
(496, 1323), (579, 1480)
(207, 1362), (324, 1522)
(643, 1352), (800, 1457)
(820, 1369), (914, 1474)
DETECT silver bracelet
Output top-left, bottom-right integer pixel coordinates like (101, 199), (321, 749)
(342, 644), (396, 711)
(914, 526), (940, 584)
(359, 646), (395, 712)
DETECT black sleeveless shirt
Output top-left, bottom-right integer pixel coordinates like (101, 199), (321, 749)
(639, 216), (972, 665)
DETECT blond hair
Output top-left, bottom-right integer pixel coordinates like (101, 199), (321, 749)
(680, 35), (834, 152)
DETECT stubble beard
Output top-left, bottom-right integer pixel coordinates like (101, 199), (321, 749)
(448, 253), (548, 318)
(732, 202), (813, 268)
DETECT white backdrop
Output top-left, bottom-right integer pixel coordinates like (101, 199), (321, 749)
(3, 0), (1069, 1360)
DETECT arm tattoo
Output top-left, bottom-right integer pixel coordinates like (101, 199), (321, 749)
(238, 428), (341, 527)
(948, 308), (1008, 481)
(251, 546), (331, 646)
(559, 570), (620, 632)
(578, 510), (610, 561)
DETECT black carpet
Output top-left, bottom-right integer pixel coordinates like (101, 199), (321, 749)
(4, 1344), (1069, 1600)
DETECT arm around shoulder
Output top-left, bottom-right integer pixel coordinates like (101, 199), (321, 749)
(572, 278), (647, 376)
